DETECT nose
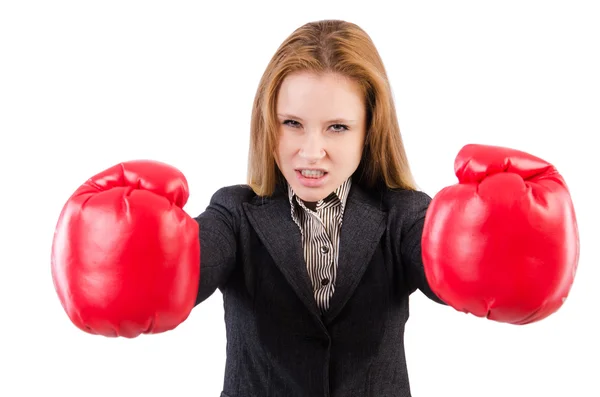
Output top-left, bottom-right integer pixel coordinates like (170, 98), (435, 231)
(299, 133), (326, 163)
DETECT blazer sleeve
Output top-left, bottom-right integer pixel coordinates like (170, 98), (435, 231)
(400, 191), (447, 305)
(193, 186), (242, 306)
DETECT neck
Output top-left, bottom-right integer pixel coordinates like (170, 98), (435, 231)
(302, 200), (317, 211)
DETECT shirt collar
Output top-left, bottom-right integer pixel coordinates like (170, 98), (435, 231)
(287, 177), (352, 214)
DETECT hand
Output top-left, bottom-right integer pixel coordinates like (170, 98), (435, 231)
(51, 160), (200, 337)
(421, 144), (579, 325)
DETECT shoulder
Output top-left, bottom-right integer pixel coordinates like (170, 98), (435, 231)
(381, 187), (432, 214)
(197, 184), (257, 225)
(378, 188), (432, 233)
(347, 182), (432, 215)
(207, 184), (258, 213)
(347, 183), (432, 227)
(210, 184), (256, 202)
(359, 189), (432, 248)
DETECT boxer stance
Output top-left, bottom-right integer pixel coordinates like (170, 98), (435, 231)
(51, 19), (579, 397)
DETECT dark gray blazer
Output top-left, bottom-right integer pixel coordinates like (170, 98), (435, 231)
(194, 178), (445, 397)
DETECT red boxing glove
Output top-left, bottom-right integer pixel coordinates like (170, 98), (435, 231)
(51, 160), (200, 337)
(422, 144), (579, 325)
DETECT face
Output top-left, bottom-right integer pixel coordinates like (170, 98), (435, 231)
(275, 71), (367, 204)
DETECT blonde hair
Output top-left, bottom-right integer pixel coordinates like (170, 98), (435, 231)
(247, 19), (417, 196)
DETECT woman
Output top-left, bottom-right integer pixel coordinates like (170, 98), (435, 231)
(51, 19), (579, 397)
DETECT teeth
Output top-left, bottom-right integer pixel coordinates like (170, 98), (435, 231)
(300, 169), (325, 178)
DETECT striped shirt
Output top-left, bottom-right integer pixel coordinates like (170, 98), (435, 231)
(287, 178), (352, 313)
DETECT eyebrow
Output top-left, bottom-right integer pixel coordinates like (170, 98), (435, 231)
(277, 113), (357, 125)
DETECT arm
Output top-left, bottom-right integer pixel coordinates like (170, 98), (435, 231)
(400, 192), (447, 305)
(193, 186), (240, 306)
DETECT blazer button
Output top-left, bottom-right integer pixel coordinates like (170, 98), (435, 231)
(321, 278), (329, 286)
(320, 245), (329, 254)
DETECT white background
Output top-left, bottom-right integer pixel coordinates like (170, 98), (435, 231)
(1, 1), (598, 396)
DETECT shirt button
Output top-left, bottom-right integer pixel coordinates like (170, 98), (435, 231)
(320, 246), (329, 254)
(321, 278), (330, 286)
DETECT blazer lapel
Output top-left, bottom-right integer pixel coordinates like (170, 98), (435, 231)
(242, 185), (322, 321)
(242, 181), (387, 325)
(323, 183), (387, 323)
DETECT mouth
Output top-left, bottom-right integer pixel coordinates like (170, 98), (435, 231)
(295, 168), (328, 179)
(294, 168), (329, 187)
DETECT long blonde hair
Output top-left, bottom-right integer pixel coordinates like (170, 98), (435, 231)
(247, 19), (417, 196)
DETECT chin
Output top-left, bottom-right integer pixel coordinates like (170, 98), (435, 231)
(293, 186), (330, 203)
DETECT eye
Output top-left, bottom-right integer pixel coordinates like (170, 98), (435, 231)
(282, 120), (349, 133)
(283, 119), (301, 128)
(330, 124), (349, 133)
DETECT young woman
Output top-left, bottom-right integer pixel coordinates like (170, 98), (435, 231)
(51, 20), (579, 397)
